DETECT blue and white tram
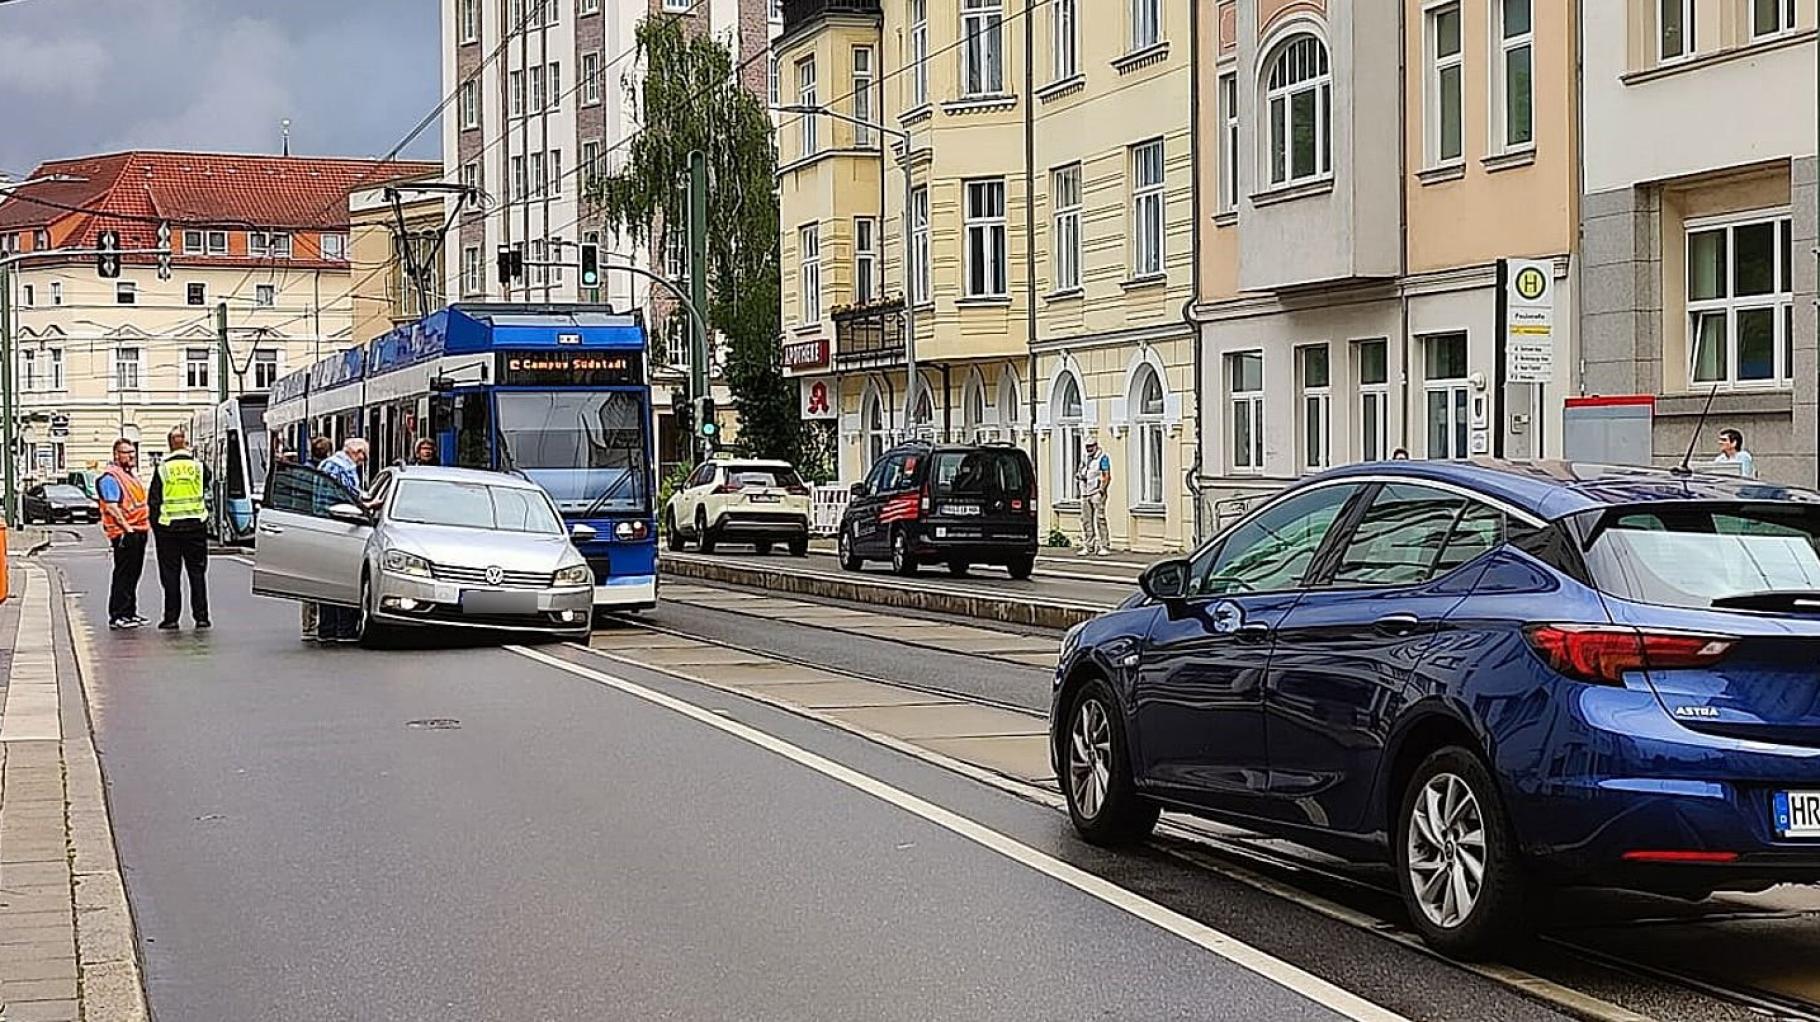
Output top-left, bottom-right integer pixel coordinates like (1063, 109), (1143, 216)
(189, 392), (271, 545)
(263, 304), (659, 613)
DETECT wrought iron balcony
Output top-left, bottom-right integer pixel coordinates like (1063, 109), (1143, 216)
(782, 0), (882, 37)
(832, 298), (905, 369)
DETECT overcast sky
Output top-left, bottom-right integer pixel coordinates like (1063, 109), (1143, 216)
(0, 0), (441, 178)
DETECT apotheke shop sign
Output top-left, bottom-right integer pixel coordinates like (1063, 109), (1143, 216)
(783, 338), (829, 371)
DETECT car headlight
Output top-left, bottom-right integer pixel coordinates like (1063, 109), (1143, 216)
(382, 550), (434, 578)
(554, 563), (593, 586)
(613, 520), (649, 541)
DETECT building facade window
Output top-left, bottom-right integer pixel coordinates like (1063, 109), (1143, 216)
(1052, 0), (1078, 80)
(582, 52), (601, 105)
(256, 283), (275, 307)
(1494, 0), (1533, 151)
(1688, 212), (1795, 388)
(1357, 338), (1390, 461)
(115, 282), (136, 305)
(852, 46), (875, 146)
(1228, 351), (1265, 472)
(1131, 365), (1166, 506)
(187, 283), (206, 306)
(1264, 35), (1332, 187)
(1130, 139), (1165, 278)
(1131, 0), (1161, 51)
(1660, 0), (1695, 60)
(183, 230), (204, 254)
(1055, 372), (1085, 501)
(185, 348), (211, 391)
(510, 69), (526, 117)
(581, 0), (600, 14)
(531, 239), (548, 286)
(545, 62), (559, 111)
(1424, 333), (1470, 459)
(250, 232), (291, 258)
(1298, 344), (1331, 471)
(999, 372), (1022, 437)
(48, 282), (60, 307)
(114, 347), (142, 391)
(854, 217), (878, 305)
(529, 152), (545, 198)
(665, 224), (687, 282)
(863, 388), (889, 468)
(511, 156), (527, 201)
(19, 348), (35, 392)
(47, 348), (63, 390)
(320, 234), (348, 260)
(1051, 163), (1082, 292)
(463, 246), (483, 295)
(20, 284), (32, 308)
(961, 0), (1004, 96)
(768, 51), (780, 107)
(580, 141), (599, 190)
(964, 178), (1008, 297)
(1218, 72), (1239, 212)
(1752, 0), (1796, 38)
(461, 0), (480, 42)
(911, 185), (931, 303)
(799, 223), (821, 324)
(549, 149), (562, 197)
(797, 57), (818, 157)
(1428, 3), (1463, 165)
(460, 81), (480, 129)
(207, 230), (227, 255)
(911, 0), (929, 106)
(253, 350), (280, 389)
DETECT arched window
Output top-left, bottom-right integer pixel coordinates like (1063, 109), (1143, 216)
(998, 371), (1022, 435)
(910, 377), (936, 439)
(962, 375), (988, 441)
(1054, 372), (1085, 501)
(1130, 364), (1166, 506)
(863, 387), (888, 468)
(1263, 34), (1331, 187)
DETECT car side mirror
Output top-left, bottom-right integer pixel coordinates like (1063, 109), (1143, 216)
(570, 523), (598, 542)
(849, 481), (871, 498)
(325, 502), (373, 526)
(1139, 558), (1192, 603)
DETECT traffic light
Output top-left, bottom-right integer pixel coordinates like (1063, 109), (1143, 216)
(496, 246), (524, 286)
(694, 396), (718, 442)
(579, 243), (600, 288)
(96, 230), (121, 279)
(671, 388), (692, 437)
(155, 222), (172, 281)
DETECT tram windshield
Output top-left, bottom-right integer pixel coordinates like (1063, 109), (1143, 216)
(494, 390), (650, 514)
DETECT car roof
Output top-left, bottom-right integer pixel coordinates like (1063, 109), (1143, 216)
(385, 465), (544, 490)
(715, 459), (795, 468)
(1308, 458), (1820, 521)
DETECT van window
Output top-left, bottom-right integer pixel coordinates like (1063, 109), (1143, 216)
(931, 449), (1029, 498)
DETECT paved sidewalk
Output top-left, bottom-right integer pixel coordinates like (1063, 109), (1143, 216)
(0, 563), (147, 1022)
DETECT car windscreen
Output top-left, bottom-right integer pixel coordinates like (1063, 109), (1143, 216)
(1581, 503), (1820, 609)
(44, 485), (86, 500)
(727, 467), (804, 489)
(931, 450), (1030, 498)
(389, 480), (564, 534)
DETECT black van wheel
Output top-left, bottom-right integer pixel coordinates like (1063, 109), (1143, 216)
(1006, 556), (1034, 580)
(891, 530), (918, 576)
(947, 561), (969, 577)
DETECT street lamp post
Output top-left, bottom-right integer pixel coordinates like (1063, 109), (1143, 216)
(777, 104), (918, 438)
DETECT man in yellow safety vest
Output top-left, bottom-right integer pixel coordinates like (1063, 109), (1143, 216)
(147, 426), (211, 630)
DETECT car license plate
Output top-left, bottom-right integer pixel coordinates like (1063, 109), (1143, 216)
(1774, 791), (1820, 837)
(945, 504), (982, 516)
(750, 493), (781, 503)
(461, 590), (538, 615)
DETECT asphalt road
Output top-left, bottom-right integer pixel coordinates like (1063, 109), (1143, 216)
(50, 534), (1549, 1022)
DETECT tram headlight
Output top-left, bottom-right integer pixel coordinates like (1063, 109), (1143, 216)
(382, 549), (434, 578)
(613, 520), (649, 541)
(555, 563), (593, 587)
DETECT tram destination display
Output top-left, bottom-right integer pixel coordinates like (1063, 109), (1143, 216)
(497, 350), (645, 387)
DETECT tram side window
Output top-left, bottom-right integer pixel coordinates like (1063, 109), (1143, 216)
(455, 392), (492, 469)
(225, 429), (248, 499)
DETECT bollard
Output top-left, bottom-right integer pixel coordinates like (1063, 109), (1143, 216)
(0, 520), (10, 603)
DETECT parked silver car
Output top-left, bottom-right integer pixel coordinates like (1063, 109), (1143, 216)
(252, 463), (595, 642)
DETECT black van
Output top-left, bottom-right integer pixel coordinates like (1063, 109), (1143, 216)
(838, 443), (1038, 578)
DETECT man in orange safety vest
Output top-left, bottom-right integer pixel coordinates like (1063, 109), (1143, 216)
(97, 438), (152, 630)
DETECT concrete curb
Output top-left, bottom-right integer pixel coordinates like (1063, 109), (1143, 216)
(659, 555), (1108, 630)
(59, 576), (151, 1022)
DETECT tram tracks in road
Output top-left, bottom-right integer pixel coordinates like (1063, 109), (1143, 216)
(587, 609), (1820, 1022)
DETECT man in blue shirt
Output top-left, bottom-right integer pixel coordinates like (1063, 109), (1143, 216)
(315, 438), (370, 643)
(1714, 428), (1758, 479)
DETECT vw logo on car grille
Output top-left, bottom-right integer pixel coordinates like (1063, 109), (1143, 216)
(485, 566), (504, 586)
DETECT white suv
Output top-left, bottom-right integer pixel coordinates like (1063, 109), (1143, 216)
(665, 458), (812, 556)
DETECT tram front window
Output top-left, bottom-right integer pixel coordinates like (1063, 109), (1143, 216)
(494, 390), (649, 514)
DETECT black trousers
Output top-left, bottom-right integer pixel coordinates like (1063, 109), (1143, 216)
(108, 531), (148, 621)
(154, 527), (210, 624)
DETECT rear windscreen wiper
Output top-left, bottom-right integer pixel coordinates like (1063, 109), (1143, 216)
(1710, 591), (1820, 613)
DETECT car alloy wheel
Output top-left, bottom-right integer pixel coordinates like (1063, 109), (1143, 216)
(838, 525), (862, 571)
(891, 531), (917, 575)
(696, 507), (716, 554)
(1406, 772), (1486, 931)
(1069, 697), (1114, 821)
(666, 509), (684, 551)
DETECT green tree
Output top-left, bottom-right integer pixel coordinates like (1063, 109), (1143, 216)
(590, 17), (798, 463)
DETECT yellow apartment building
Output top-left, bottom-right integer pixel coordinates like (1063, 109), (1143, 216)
(776, 0), (1198, 551)
(1191, 0), (1578, 517)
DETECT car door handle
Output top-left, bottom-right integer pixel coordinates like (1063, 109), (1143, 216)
(1235, 622), (1273, 642)
(258, 524), (284, 536)
(1373, 612), (1423, 636)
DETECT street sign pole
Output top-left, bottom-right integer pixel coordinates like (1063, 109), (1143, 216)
(216, 303), (230, 404)
(0, 263), (13, 527)
(688, 150), (709, 462)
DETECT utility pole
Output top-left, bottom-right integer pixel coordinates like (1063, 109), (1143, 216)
(1, 264), (14, 527)
(688, 150), (710, 454)
(216, 303), (230, 403)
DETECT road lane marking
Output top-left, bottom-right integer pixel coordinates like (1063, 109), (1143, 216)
(509, 643), (1411, 1022)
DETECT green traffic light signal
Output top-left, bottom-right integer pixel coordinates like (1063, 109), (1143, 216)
(579, 243), (600, 288)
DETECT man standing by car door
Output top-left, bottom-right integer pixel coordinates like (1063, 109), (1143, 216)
(315, 438), (370, 643)
(147, 427), (211, 630)
(97, 438), (151, 631)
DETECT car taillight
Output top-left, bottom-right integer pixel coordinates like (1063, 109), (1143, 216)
(919, 483), (930, 514)
(1524, 624), (1734, 686)
(1011, 499), (1024, 511)
(786, 484), (810, 496)
(712, 482), (742, 495)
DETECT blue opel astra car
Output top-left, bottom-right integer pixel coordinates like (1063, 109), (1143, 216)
(1050, 459), (1820, 956)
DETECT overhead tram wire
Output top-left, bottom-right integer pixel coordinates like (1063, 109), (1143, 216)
(261, 0), (1063, 351)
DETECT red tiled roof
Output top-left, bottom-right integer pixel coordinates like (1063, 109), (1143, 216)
(0, 150), (441, 241)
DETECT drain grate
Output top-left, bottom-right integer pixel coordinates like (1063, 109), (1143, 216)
(405, 718), (463, 731)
